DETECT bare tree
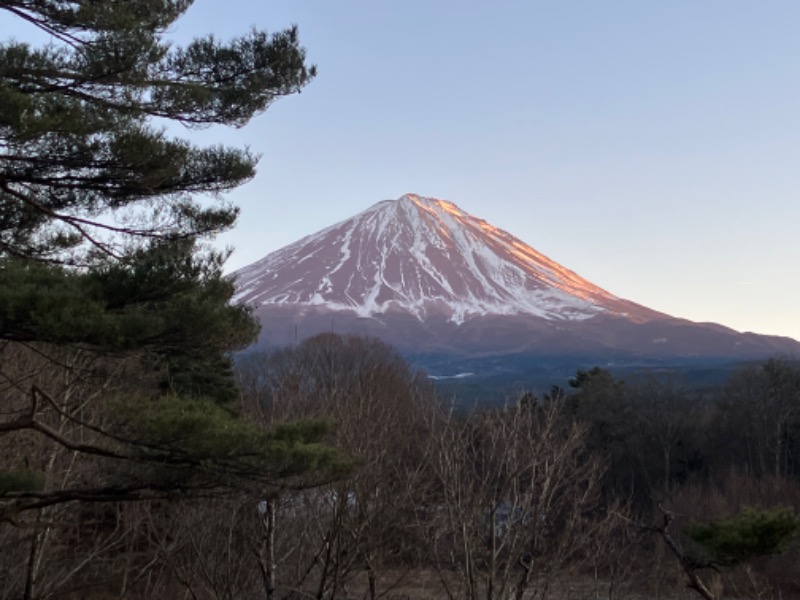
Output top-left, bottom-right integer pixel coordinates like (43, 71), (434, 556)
(716, 359), (800, 480)
(627, 374), (701, 495)
(418, 395), (611, 600)
(236, 334), (436, 599)
(0, 342), (150, 599)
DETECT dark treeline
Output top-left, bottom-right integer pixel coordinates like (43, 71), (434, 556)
(234, 342), (800, 600)
(235, 340), (800, 600)
(3, 332), (800, 599)
(569, 359), (800, 505)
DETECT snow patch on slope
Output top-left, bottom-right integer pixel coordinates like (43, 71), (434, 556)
(232, 194), (641, 324)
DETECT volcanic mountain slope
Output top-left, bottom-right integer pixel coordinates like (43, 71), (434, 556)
(233, 194), (800, 361)
(234, 194), (660, 324)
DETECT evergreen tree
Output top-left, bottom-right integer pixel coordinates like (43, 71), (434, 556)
(0, 0), (341, 522)
(0, 0), (314, 264)
(685, 506), (800, 568)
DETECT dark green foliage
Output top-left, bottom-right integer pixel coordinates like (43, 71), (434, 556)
(0, 0), (316, 403)
(0, 242), (255, 350)
(118, 395), (351, 479)
(0, 468), (45, 493)
(0, 0), (326, 518)
(0, 0), (313, 396)
(0, 0), (315, 263)
(0, 4), (347, 597)
(0, 241), (257, 402)
(685, 506), (800, 567)
(569, 366), (620, 390)
(569, 367), (631, 437)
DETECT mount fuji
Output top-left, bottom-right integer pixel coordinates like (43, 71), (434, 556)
(233, 194), (800, 371)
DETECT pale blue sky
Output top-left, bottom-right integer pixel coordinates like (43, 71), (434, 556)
(176, 1), (800, 340)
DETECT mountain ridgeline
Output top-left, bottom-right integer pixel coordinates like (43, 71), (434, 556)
(234, 194), (800, 381)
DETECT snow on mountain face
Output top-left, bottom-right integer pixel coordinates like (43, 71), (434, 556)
(233, 194), (655, 324)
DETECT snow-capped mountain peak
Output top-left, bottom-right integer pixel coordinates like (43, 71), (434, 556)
(232, 194), (658, 325)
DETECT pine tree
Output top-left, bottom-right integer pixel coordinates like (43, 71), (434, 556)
(685, 506), (800, 567)
(0, 0), (315, 264)
(0, 0), (342, 523)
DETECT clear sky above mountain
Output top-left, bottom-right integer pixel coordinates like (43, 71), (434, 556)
(175, 1), (799, 341)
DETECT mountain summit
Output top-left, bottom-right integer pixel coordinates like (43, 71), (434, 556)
(234, 194), (800, 361)
(234, 194), (658, 325)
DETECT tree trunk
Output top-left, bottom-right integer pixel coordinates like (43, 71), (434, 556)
(657, 512), (716, 600)
(257, 499), (277, 600)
